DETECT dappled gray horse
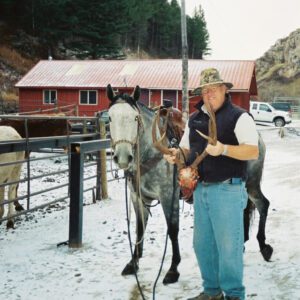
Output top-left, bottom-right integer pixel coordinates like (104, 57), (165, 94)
(107, 85), (181, 284)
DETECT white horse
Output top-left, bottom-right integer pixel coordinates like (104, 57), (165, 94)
(0, 126), (24, 228)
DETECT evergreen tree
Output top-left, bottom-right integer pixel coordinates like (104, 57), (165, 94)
(0, 0), (211, 60)
(187, 6), (210, 59)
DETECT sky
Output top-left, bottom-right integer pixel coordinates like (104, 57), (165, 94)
(0, 124), (300, 299)
(185, 0), (300, 60)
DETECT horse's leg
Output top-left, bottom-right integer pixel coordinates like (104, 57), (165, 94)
(248, 186), (273, 261)
(0, 187), (4, 220)
(122, 197), (149, 276)
(14, 184), (24, 211)
(161, 192), (181, 284)
(7, 183), (17, 229)
(7, 161), (23, 229)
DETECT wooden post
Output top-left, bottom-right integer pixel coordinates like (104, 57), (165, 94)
(99, 120), (108, 199)
(181, 0), (189, 121)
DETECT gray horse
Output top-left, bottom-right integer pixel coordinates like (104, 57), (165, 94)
(107, 84), (181, 284)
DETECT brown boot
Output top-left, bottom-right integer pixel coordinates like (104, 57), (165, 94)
(187, 292), (224, 300)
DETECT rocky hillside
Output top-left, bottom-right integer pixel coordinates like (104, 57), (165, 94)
(256, 28), (300, 101)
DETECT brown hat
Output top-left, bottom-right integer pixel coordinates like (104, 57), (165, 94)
(192, 68), (233, 95)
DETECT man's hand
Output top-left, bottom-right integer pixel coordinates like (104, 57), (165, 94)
(206, 141), (225, 156)
(163, 148), (179, 164)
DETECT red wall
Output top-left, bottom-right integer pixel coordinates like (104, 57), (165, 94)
(19, 88), (112, 116)
(19, 88), (250, 116)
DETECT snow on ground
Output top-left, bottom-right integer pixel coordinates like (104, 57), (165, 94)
(0, 125), (300, 300)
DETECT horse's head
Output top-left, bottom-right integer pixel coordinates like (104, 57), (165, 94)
(107, 84), (141, 170)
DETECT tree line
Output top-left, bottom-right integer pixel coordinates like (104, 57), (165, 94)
(0, 0), (210, 59)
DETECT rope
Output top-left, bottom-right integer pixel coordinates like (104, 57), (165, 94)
(152, 164), (178, 299)
(125, 176), (146, 300)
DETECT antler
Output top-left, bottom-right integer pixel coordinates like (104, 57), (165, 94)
(190, 103), (217, 169)
(152, 111), (172, 155)
(152, 103), (217, 170)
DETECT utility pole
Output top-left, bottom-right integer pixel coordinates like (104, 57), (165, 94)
(181, 0), (189, 120)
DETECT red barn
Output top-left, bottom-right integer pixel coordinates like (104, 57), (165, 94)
(16, 60), (257, 116)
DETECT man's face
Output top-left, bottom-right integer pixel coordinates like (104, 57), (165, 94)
(202, 84), (227, 111)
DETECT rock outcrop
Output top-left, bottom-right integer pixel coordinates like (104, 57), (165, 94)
(256, 28), (300, 101)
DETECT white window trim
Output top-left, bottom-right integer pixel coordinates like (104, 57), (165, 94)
(79, 90), (98, 105)
(43, 89), (57, 105)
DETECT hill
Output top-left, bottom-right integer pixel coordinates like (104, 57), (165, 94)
(256, 28), (300, 101)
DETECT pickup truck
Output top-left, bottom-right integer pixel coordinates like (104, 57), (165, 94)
(250, 101), (292, 127)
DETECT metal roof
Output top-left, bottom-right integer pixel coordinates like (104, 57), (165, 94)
(16, 59), (256, 92)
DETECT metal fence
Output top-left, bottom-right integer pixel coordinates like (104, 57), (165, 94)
(0, 133), (107, 223)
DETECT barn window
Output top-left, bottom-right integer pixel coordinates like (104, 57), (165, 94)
(80, 90), (97, 105)
(43, 90), (57, 104)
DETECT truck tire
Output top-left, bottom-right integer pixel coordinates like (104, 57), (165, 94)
(274, 117), (285, 127)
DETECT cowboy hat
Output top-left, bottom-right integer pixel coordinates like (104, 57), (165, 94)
(192, 68), (233, 95)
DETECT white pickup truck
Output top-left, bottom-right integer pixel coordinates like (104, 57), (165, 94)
(250, 101), (292, 127)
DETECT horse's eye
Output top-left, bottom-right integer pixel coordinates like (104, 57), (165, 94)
(109, 116), (112, 122)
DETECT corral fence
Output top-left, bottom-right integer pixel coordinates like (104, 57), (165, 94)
(0, 115), (118, 230)
(273, 96), (300, 119)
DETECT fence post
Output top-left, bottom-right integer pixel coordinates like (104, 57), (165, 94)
(69, 143), (84, 248)
(99, 120), (108, 199)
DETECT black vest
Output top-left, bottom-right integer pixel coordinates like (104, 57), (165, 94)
(188, 95), (247, 182)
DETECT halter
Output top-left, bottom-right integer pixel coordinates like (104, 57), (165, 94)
(111, 110), (144, 150)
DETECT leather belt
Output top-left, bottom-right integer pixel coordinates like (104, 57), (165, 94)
(201, 178), (243, 185)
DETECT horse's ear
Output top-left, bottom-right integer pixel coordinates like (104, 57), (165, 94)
(132, 85), (140, 102)
(107, 84), (115, 102)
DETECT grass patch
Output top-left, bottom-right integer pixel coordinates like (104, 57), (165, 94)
(0, 45), (36, 74)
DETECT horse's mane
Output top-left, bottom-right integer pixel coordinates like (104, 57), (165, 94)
(109, 93), (138, 109)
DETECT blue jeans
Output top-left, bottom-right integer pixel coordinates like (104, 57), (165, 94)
(193, 180), (248, 300)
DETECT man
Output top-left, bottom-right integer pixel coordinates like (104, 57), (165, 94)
(164, 68), (259, 300)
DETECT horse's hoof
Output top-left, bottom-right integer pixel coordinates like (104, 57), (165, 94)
(6, 220), (14, 229)
(261, 244), (273, 261)
(15, 204), (24, 211)
(121, 262), (139, 276)
(163, 270), (180, 285)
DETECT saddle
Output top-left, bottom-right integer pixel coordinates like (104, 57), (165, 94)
(156, 101), (185, 144)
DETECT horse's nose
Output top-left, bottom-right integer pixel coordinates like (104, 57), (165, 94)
(113, 154), (133, 169)
(113, 155), (118, 165)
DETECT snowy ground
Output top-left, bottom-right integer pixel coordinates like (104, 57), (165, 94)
(0, 125), (300, 300)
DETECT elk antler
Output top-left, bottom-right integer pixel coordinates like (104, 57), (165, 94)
(152, 110), (172, 155)
(189, 103), (217, 169)
(152, 103), (217, 201)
